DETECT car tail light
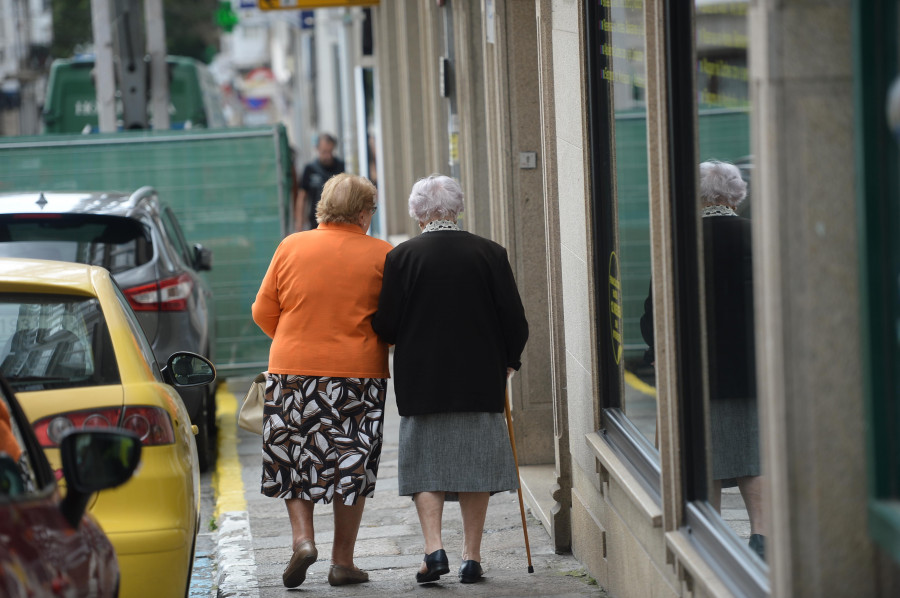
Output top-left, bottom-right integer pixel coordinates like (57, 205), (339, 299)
(123, 274), (193, 312)
(33, 406), (175, 447)
(121, 406), (175, 445)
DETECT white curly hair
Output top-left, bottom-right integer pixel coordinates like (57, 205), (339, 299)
(699, 161), (747, 208)
(408, 175), (465, 224)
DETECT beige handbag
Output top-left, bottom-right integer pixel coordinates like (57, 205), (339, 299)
(238, 372), (266, 435)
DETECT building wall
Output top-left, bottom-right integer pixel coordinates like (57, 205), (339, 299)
(750, 2), (900, 595)
(373, 3), (411, 240)
(479, 0), (555, 467)
(547, 0), (900, 596)
(534, 0), (574, 550)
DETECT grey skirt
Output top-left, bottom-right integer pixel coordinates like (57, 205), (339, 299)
(710, 396), (761, 484)
(398, 411), (519, 498)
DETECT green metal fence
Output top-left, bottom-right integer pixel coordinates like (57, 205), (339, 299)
(0, 126), (293, 377)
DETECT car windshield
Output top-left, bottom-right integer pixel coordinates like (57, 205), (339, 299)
(0, 294), (120, 391)
(0, 215), (152, 274)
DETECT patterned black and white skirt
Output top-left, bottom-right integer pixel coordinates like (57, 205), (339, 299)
(261, 374), (387, 505)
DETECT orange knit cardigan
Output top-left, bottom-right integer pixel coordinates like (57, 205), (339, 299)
(252, 222), (393, 378)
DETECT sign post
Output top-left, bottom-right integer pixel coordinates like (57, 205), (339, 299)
(257, 0), (378, 10)
(90, 0), (117, 132)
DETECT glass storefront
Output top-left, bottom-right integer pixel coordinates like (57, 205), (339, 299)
(585, 0), (661, 501)
(694, 0), (765, 565)
(586, 0), (768, 592)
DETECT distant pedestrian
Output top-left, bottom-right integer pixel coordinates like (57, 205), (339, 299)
(296, 133), (345, 231)
(252, 173), (390, 588)
(372, 174), (529, 585)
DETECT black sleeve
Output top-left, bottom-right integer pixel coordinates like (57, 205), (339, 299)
(493, 248), (529, 370)
(372, 251), (402, 345)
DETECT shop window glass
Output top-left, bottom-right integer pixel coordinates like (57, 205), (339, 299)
(693, 0), (766, 565)
(585, 0), (660, 494)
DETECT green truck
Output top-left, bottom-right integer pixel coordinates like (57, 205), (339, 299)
(0, 125), (293, 378)
(42, 55), (227, 134)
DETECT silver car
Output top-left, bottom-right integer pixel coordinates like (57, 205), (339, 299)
(0, 188), (218, 470)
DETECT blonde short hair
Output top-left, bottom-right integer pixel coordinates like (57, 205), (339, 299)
(316, 173), (377, 225)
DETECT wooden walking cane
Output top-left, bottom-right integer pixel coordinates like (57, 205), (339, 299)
(504, 388), (534, 573)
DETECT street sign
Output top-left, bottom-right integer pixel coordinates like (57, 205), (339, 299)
(258, 0), (378, 10)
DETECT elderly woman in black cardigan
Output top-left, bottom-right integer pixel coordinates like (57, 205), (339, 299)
(372, 174), (529, 585)
(641, 161), (765, 560)
(700, 160), (766, 561)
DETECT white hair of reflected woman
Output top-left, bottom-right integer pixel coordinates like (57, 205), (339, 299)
(699, 160), (747, 209)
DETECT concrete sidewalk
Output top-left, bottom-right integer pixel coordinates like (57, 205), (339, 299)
(214, 377), (608, 597)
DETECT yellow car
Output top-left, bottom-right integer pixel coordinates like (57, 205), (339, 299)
(0, 258), (215, 597)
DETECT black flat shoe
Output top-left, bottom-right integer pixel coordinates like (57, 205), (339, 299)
(458, 560), (483, 583)
(416, 549), (450, 583)
(749, 534), (766, 561)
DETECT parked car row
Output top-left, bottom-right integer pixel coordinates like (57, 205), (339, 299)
(0, 189), (218, 471)
(0, 373), (139, 597)
(0, 188), (220, 596)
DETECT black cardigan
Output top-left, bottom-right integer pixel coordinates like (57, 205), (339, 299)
(703, 215), (756, 400)
(638, 215), (756, 400)
(372, 230), (529, 416)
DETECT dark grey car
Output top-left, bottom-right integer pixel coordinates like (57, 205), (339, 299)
(0, 188), (218, 470)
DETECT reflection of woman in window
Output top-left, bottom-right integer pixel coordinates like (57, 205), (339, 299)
(700, 160), (766, 561)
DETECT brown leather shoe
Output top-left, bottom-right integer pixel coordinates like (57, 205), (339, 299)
(328, 564), (369, 586)
(282, 541), (317, 588)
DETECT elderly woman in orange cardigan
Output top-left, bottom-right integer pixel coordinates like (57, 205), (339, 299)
(252, 173), (391, 588)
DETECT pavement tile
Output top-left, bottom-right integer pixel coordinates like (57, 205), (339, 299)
(213, 379), (610, 597)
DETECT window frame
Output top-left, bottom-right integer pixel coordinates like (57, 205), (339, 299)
(664, 0), (769, 593)
(855, 0), (900, 563)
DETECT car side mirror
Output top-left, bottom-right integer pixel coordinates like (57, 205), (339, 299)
(162, 351), (216, 387)
(59, 429), (142, 528)
(193, 243), (213, 271)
